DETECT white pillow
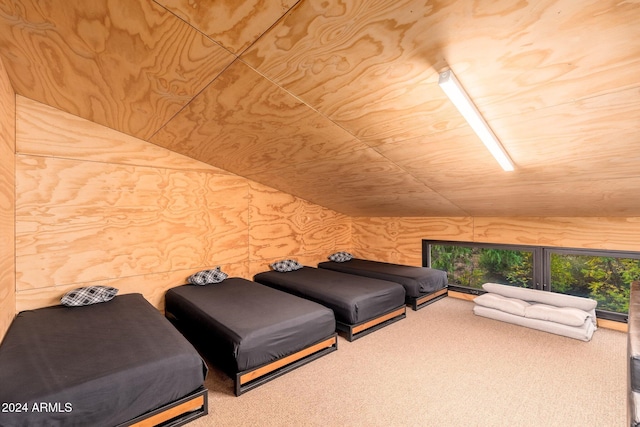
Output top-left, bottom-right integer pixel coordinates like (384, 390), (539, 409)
(525, 303), (591, 327)
(474, 293), (530, 317)
(482, 283), (597, 312)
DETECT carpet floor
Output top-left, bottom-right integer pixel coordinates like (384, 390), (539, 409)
(188, 297), (626, 426)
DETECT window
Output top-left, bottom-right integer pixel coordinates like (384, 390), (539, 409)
(428, 243), (536, 290)
(546, 250), (640, 314)
(424, 240), (640, 320)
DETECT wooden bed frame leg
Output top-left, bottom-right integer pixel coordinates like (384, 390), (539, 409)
(234, 334), (338, 396)
(124, 387), (208, 427)
(337, 305), (407, 341)
(411, 288), (448, 311)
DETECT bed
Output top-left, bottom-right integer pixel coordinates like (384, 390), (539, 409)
(253, 266), (406, 341)
(318, 258), (448, 310)
(165, 277), (338, 396)
(0, 293), (208, 427)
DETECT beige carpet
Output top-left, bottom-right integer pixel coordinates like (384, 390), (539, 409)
(188, 297), (626, 426)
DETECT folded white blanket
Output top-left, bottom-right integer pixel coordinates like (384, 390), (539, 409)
(524, 303), (591, 327)
(482, 283), (597, 312)
(474, 293), (592, 327)
(474, 293), (530, 317)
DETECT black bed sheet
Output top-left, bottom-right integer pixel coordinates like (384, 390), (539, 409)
(0, 293), (206, 427)
(253, 267), (405, 324)
(165, 278), (336, 373)
(318, 258), (448, 298)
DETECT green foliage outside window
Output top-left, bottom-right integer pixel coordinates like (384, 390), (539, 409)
(550, 254), (640, 314)
(430, 246), (532, 289)
(430, 243), (640, 314)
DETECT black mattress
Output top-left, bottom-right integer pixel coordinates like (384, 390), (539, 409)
(318, 258), (448, 298)
(254, 267), (405, 324)
(165, 278), (336, 374)
(0, 293), (207, 427)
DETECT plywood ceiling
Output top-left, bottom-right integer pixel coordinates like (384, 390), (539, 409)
(1, 0), (639, 217)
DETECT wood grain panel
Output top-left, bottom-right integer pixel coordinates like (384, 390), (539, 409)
(492, 88), (640, 181)
(353, 216), (640, 267)
(1, 1), (640, 218)
(16, 96), (223, 172)
(241, 0), (458, 145)
(150, 60), (369, 177)
(248, 251), (333, 279)
(243, 0), (640, 145)
(15, 262), (250, 312)
(378, 87), (640, 189)
(245, 148), (467, 217)
(0, 0), (234, 139)
(351, 217), (474, 265)
(15, 156), (249, 290)
(0, 57), (15, 342)
(13, 97), (356, 311)
(249, 181), (350, 263)
(377, 89), (640, 216)
(432, 179), (640, 217)
(375, 126), (499, 185)
(157, 0), (297, 54)
(474, 217), (640, 252)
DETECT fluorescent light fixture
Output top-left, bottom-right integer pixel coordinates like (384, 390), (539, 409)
(438, 69), (514, 171)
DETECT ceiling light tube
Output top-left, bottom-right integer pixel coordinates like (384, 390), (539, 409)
(438, 70), (514, 171)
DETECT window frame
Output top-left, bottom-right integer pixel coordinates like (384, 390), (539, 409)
(422, 240), (542, 291)
(542, 247), (640, 322)
(423, 240), (635, 323)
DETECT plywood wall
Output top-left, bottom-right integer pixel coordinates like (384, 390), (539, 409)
(15, 96), (350, 312)
(351, 217), (474, 265)
(248, 181), (351, 277)
(352, 217), (640, 266)
(13, 96), (640, 316)
(0, 59), (15, 342)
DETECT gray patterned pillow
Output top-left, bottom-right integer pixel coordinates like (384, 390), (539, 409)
(61, 286), (119, 307)
(188, 267), (228, 285)
(328, 251), (353, 262)
(270, 259), (303, 272)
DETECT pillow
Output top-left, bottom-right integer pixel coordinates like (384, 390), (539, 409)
(270, 259), (303, 272)
(61, 286), (119, 307)
(524, 303), (591, 327)
(473, 292), (531, 317)
(328, 251), (353, 262)
(187, 267), (228, 285)
(482, 282), (597, 312)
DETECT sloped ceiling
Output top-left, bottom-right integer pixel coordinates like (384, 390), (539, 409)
(1, 0), (639, 217)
